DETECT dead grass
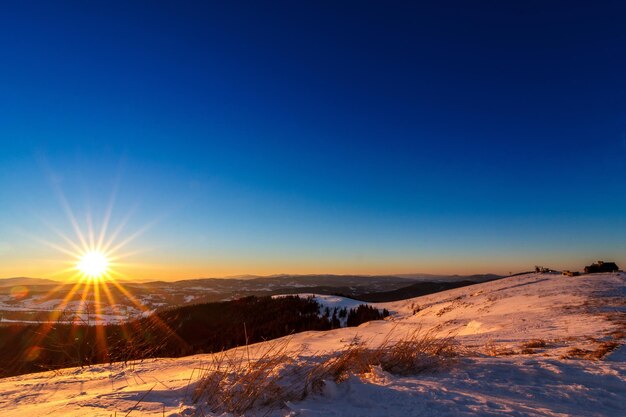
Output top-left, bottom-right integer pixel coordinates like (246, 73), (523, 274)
(483, 339), (516, 356)
(191, 337), (303, 415)
(309, 327), (458, 383)
(436, 305), (454, 316)
(483, 338), (551, 357)
(561, 341), (620, 360)
(522, 339), (547, 349)
(518, 339), (548, 354)
(192, 327), (459, 415)
(376, 327), (458, 375)
(409, 302), (421, 315)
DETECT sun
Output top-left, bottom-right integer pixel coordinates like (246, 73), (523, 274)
(76, 251), (110, 279)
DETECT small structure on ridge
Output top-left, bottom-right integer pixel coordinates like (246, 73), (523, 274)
(584, 261), (619, 274)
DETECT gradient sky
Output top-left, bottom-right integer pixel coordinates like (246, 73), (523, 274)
(1, 1), (626, 280)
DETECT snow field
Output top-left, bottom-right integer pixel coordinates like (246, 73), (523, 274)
(0, 272), (623, 416)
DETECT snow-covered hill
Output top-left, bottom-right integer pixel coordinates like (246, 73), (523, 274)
(273, 293), (388, 327)
(275, 293), (374, 312)
(0, 273), (624, 416)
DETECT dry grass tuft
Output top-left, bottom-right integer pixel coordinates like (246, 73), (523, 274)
(376, 327), (458, 375)
(483, 340), (516, 356)
(519, 339), (548, 354)
(522, 339), (547, 349)
(561, 341), (620, 360)
(192, 327), (459, 415)
(308, 327), (458, 384)
(305, 337), (372, 387)
(191, 337), (305, 415)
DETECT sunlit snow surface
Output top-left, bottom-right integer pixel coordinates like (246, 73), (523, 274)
(0, 272), (624, 416)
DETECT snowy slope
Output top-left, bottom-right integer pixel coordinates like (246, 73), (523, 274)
(0, 272), (624, 416)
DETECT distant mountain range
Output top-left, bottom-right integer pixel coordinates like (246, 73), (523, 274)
(0, 273), (505, 326)
(353, 280), (484, 302)
(151, 273), (503, 285)
(0, 273), (503, 288)
(391, 273), (502, 282)
(0, 277), (61, 287)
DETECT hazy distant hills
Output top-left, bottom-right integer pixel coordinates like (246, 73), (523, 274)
(0, 273), (503, 288)
(0, 277), (61, 287)
(145, 273), (503, 287)
(0, 274), (504, 298)
(353, 280), (482, 302)
(156, 274), (417, 290)
(392, 273), (502, 282)
(0, 273), (504, 325)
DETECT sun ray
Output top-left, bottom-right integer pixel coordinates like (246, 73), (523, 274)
(31, 278), (88, 346)
(101, 218), (157, 257)
(76, 279), (92, 323)
(86, 210), (96, 252)
(70, 279), (92, 348)
(96, 182), (119, 253)
(106, 249), (151, 262)
(49, 265), (84, 278)
(20, 231), (82, 259)
(108, 279), (189, 349)
(56, 190), (90, 252)
(99, 281), (133, 342)
(99, 205), (138, 254)
(93, 282), (109, 359)
(29, 214), (86, 255)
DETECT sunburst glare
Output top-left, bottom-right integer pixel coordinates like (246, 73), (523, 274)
(17, 179), (190, 369)
(76, 251), (110, 280)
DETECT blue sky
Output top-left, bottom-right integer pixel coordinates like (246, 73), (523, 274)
(1, 1), (626, 279)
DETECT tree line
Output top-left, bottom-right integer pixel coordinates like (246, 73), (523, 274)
(0, 295), (389, 377)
